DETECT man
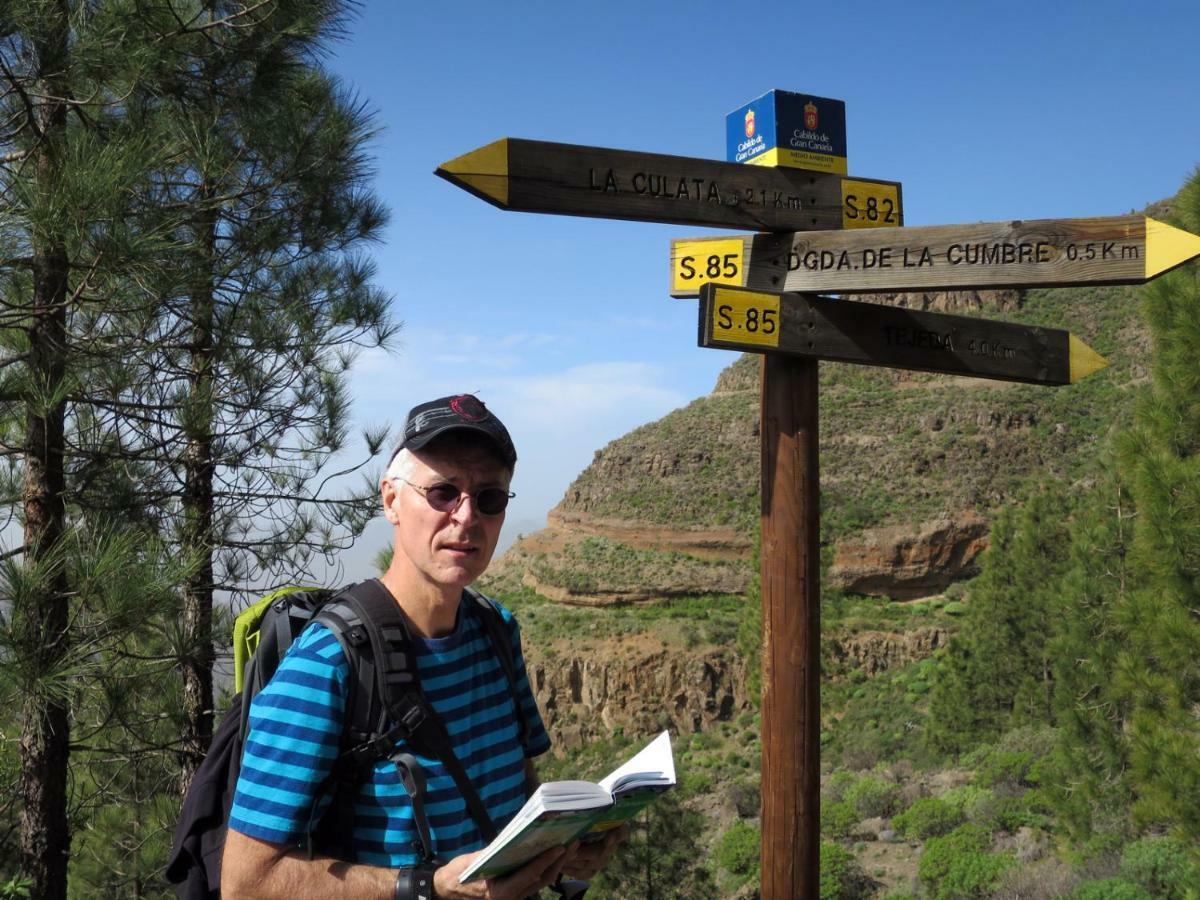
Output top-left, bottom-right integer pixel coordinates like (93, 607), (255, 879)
(222, 394), (625, 899)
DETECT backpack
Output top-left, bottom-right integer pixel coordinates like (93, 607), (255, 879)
(165, 578), (525, 899)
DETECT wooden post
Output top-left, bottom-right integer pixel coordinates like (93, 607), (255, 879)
(759, 352), (821, 898)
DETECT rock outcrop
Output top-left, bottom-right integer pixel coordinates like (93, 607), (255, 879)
(829, 627), (950, 676)
(827, 514), (990, 599)
(524, 637), (751, 752)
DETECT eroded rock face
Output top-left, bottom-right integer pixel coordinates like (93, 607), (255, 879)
(830, 627), (950, 676)
(525, 641), (750, 751)
(828, 514), (989, 599)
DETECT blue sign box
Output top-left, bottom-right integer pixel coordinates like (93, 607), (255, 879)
(727, 90), (847, 175)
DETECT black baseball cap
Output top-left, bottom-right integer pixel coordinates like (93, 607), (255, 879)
(392, 394), (517, 468)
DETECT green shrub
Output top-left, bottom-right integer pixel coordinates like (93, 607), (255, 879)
(971, 749), (1035, 788)
(824, 771), (858, 803)
(892, 796), (963, 840)
(822, 801), (859, 839)
(935, 852), (1015, 899)
(1119, 836), (1200, 899)
(987, 793), (1047, 832)
(939, 785), (993, 822)
(942, 602), (968, 615)
(919, 823), (1014, 900)
(1073, 878), (1153, 900)
(716, 821), (760, 877)
(0, 877), (31, 900)
(844, 776), (900, 819)
(820, 841), (872, 900)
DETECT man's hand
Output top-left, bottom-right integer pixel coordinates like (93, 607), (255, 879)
(561, 824), (630, 881)
(432, 845), (569, 900)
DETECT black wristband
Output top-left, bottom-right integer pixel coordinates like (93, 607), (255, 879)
(394, 863), (436, 900)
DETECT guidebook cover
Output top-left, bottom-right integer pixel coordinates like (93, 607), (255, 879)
(458, 731), (676, 884)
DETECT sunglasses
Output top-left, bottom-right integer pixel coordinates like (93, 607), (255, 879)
(396, 478), (515, 516)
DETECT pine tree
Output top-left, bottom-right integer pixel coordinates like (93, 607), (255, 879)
(586, 793), (714, 899)
(1047, 466), (1136, 849)
(1046, 169), (1200, 849)
(925, 488), (1071, 757)
(1105, 171), (1200, 839)
(73, 0), (395, 790)
(0, 5), (178, 896)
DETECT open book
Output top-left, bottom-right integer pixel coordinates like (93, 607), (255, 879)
(458, 730), (675, 884)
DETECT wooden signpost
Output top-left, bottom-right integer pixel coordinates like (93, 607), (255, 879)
(698, 283), (1108, 386)
(438, 126), (1200, 898)
(436, 138), (903, 231)
(670, 215), (1200, 296)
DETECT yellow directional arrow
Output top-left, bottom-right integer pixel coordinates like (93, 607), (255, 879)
(671, 215), (1200, 297)
(1068, 334), (1109, 384)
(1145, 217), (1200, 279)
(436, 138), (903, 231)
(698, 284), (1108, 387)
(438, 139), (510, 206)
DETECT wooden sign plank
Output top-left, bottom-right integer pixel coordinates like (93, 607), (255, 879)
(697, 283), (1108, 386)
(436, 138), (903, 232)
(671, 216), (1200, 296)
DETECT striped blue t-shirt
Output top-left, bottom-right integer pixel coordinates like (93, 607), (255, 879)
(228, 596), (550, 866)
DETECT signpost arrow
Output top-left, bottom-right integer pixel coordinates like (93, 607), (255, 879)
(436, 138), (903, 232)
(698, 283), (1108, 386)
(671, 215), (1200, 297)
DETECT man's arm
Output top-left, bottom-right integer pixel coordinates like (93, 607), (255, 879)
(222, 829), (394, 899)
(222, 828), (571, 900)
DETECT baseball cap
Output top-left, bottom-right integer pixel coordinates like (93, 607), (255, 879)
(392, 394), (516, 468)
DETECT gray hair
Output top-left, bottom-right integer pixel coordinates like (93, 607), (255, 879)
(385, 447), (417, 483)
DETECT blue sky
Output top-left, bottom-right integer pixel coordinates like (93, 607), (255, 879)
(327, 0), (1200, 574)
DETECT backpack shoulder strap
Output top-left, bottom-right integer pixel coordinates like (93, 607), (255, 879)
(326, 579), (501, 846)
(464, 587), (530, 752)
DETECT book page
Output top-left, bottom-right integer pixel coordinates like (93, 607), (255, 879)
(597, 731), (675, 795)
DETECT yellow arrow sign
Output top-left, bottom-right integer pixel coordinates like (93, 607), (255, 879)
(670, 216), (1200, 297)
(438, 138), (903, 232)
(698, 284), (1108, 386)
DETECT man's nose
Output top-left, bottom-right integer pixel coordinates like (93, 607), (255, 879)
(449, 492), (481, 524)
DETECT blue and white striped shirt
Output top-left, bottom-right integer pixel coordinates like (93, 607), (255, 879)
(228, 597), (550, 866)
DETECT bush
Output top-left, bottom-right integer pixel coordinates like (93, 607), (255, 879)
(920, 824), (1014, 900)
(988, 793), (1047, 832)
(893, 796), (963, 840)
(1074, 878), (1153, 900)
(716, 821), (760, 877)
(844, 776), (901, 819)
(821, 841), (872, 900)
(822, 801), (859, 839)
(939, 785), (993, 822)
(824, 771), (858, 803)
(1119, 836), (1200, 899)
(972, 749), (1035, 789)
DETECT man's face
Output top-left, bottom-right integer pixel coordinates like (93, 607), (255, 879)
(382, 444), (510, 595)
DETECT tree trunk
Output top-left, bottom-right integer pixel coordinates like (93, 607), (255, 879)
(179, 201), (217, 793)
(19, 7), (72, 898)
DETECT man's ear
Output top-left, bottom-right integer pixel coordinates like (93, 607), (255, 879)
(380, 478), (400, 522)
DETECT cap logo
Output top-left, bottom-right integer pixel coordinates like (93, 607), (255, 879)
(449, 394), (488, 422)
